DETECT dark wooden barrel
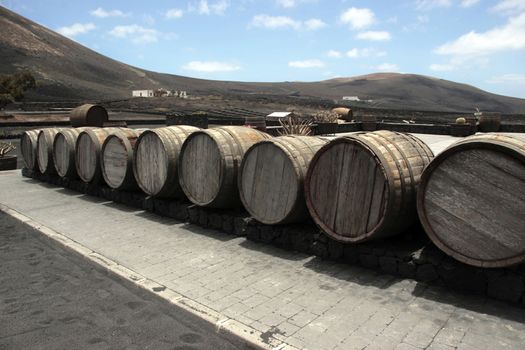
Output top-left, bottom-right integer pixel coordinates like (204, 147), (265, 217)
(305, 130), (434, 243)
(417, 134), (525, 268)
(70, 104), (108, 127)
(75, 127), (123, 184)
(133, 126), (200, 198)
(244, 116), (267, 132)
(478, 113), (501, 132)
(179, 126), (271, 208)
(37, 128), (63, 174)
(20, 129), (40, 170)
(239, 136), (327, 224)
(53, 127), (92, 178)
(101, 128), (146, 190)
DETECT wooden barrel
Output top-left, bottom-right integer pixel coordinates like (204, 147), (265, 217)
(244, 116), (267, 132)
(101, 128), (146, 190)
(239, 136), (327, 224)
(179, 126), (271, 208)
(20, 129), (40, 170)
(70, 104), (108, 127)
(417, 134), (525, 268)
(53, 127), (92, 178)
(75, 127), (123, 184)
(133, 126), (200, 198)
(37, 128), (63, 174)
(331, 107), (353, 121)
(305, 130), (434, 243)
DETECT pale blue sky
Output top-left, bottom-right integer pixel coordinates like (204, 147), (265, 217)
(2, 0), (525, 98)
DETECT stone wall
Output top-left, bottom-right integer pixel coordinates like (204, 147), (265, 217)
(22, 168), (525, 306)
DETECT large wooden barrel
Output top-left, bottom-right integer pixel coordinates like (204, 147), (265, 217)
(133, 126), (200, 198)
(305, 130), (434, 243)
(239, 136), (327, 224)
(53, 127), (92, 178)
(75, 127), (123, 184)
(331, 107), (353, 121)
(37, 128), (63, 174)
(179, 126), (271, 208)
(417, 134), (525, 268)
(70, 104), (108, 127)
(101, 128), (146, 190)
(20, 129), (40, 170)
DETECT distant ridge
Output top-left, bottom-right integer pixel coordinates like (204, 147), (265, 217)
(1, 6), (525, 113)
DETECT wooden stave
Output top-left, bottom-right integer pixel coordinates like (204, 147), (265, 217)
(75, 127), (123, 184)
(53, 127), (92, 178)
(305, 130), (434, 243)
(417, 134), (525, 268)
(20, 129), (40, 170)
(37, 128), (63, 174)
(179, 126), (271, 208)
(101, 128), (145, 190)
(70, 104), (108, 127)
(133, 126), (200, 198)
(239, 135), (327, 225)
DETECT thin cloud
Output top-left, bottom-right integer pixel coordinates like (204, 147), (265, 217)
(109, 25), (161, 44)
(276, 0), (296, 7)
(460, 0), (480, 8)
(250, 15), (325, 30)
(491, 0), (525, 14)
(429, 63), (455, 71)
(190, 0), (229, 15)
(165, 9), (183, 19)
(90, 7), (129, 18)
(327, 50), (343, 58)
(435, 12), (525, 56)
(183, 61), (241, 72)
(486, 73), (525, 84)
(415, 0), (452, 11)
(57, 23), (96, 37)
(356, 31), (391, 41)
(288, 59), (325, 68)
(346, 48), (387, 58)
(340, 7), (375, 29)
(375, 63), (400, 71)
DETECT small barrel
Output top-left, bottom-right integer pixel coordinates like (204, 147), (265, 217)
(239, 136), (327, 224)
(70, 104), (108, 127)
(133, 126), (200, 198)
(53, 127), (92, 178)
(331, 107), (353, 121)
(75, 127), (123, 184)
(179, 126), (271, 208)
(37, 128), (63, 174)
(101, 128), (147, 190)
(305, 130), (434, 243)
(20, 129), (40, 170)
(417, 134), (525, 268)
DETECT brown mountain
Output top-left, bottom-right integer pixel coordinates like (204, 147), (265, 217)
(1, 5), (525, 113)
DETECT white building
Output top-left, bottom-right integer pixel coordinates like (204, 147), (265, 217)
(132, 90), (154, 97)
(342, 96), (360, 101)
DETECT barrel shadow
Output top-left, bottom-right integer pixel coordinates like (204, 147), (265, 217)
(239, 239), (310, 262)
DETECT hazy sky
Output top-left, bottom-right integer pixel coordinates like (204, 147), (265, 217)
(2, 0), (525, 98)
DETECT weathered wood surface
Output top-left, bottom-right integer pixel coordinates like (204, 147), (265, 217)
(133, 126), (200, 198)
(239, 135), (327, 224)
(179, 126), (271, 208)
(305, 130), (434, 243)
(37, 128), (63, 174)
(70, 104), (108, 127)
(20, 129), (40, 170)
(75, 127), (123, 184)
(101, 128), (146, 190)
(53, 127), (92, 178)
(417, 133), (525, 268)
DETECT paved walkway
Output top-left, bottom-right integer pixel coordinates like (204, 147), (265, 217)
(1, 170), (525, 350)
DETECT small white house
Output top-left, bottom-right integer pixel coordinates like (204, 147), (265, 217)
(132, 90), (154, 97)
(266, 112), (293, 121)
(342, 96), (360, 101)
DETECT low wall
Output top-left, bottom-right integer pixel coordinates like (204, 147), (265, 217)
(22, 168), (525, 306)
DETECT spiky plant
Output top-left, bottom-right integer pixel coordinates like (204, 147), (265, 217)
(0, 141), (15, 157)
(313, 110), (340, 123)
(278, 114), (312, 136)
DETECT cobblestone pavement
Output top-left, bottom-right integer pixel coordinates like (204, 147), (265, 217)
(1, 170), (525, 349)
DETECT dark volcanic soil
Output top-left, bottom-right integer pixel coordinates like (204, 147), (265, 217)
(0, 212), (254, 350)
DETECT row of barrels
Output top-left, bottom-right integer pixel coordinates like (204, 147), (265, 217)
(21, 126), (525, 269)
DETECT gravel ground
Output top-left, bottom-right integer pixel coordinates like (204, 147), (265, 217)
(0, 211), (255, 350)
